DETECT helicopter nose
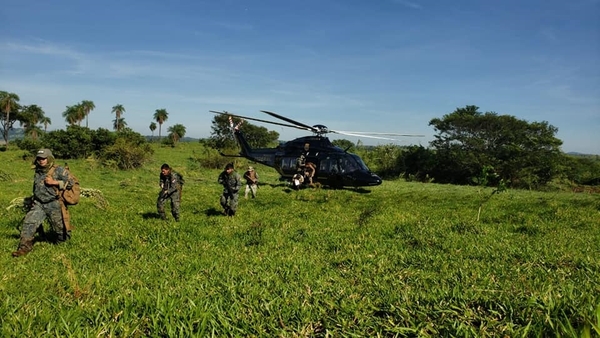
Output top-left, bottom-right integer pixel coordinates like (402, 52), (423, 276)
(369, 173), (383, 186)
(355, 171), (382, 186)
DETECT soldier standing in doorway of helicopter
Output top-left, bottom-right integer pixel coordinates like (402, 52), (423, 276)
(157, 163), (184, 221)
(296, 143), (318, 186)
(296, 143), (310, 173)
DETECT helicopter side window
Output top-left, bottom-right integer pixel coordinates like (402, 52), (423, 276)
(319, 158), (332, 174)
(281, 157), (296, 170)
(331, 158), (342, 174)
(319, 159), (329, 173)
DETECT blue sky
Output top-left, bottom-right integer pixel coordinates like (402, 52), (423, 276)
(1, 0), (599, 154)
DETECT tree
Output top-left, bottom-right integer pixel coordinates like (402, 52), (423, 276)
(113, 117), (127, 131)
(149, 122), (157, 141)
(81, 100), (95, 128)
(112, 104), (126, 132)
(167, 123), (186, 145)
(40, 116), (52, 132)
(0, 91), (21, 146)
(153, 108), (169, 140)
(428, 105), (563, 188)
(397, 145), (437, 182)
(332, 139), (355, 152)
(19, 104), (46, 140)
(208, 113), (279, 149)
(62, 105), (80, 126)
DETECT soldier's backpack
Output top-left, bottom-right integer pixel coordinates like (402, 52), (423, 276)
(47, 164), (81, 205)
(175, 172), (184, 199)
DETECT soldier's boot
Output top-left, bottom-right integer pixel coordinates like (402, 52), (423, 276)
(173, 213), (180, 222)
(158, 212), (167, 220)
(36, 225), (46, 242)
(55, 230), (71, 244)
(12, 238), (34, 257)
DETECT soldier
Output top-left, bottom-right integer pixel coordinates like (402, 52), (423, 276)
(243, 166), (259, 199)
(304, 161), (316, 185)
(13, 148), (75, 257)
(218, 163), (241, 216)
(296, 143), (310, 172)
(292, 172), (304, 190)
(157, 163), (184, 221)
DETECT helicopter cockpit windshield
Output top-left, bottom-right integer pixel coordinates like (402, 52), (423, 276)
(318, 154), (369, 175)
(349, 154), (370, 172)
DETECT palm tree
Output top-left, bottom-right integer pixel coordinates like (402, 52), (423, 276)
(113, 117), (127, 131)
(0, 91), (21, 146)
(19, 105), (45, 140)
(72, 103), (86, 125)
(81, 100), (95, 128)
(25, 125), (43, 140)
(62, 105), (79, 125)
(167, 123), (186, 145)
(112, 104), (126, 132)
(149, 122), (157, 141)
(40, 116), (52, 132)
(153, 108), (169, 140)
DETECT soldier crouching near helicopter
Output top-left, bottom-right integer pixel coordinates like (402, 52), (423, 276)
(157, 163), (184, 221)
(304, 162), (316, 185)
(292, 172), (304, 190)
(218, 163), (241, 216)
(13, 149), (74, 257)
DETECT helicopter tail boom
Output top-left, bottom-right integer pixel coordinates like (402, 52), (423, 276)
(233, 129), (278, 168)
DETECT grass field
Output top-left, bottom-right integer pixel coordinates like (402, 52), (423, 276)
(1, 142), (599, 337)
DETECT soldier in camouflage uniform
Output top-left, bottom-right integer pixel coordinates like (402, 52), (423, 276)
(157, 163), (184, 221)
(13, 148), (75, 257)
(218, 163), (241, 216)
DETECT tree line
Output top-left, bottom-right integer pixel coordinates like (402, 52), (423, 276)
(3, 89), (598, 190)
(0, 91), (187, 146)
(359, 106), (599, 189)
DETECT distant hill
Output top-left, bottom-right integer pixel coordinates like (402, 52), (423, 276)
(567, 152), (600, 158)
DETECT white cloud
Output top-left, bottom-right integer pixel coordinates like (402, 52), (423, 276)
(391, 0), (422, 10)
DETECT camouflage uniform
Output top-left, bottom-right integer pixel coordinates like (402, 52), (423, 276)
(13, 149), (74, 257)
(157, 169), (184, 221)
(218, 165), (241, 216)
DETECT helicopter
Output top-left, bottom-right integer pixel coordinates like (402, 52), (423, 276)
(210, 110), (423, 189)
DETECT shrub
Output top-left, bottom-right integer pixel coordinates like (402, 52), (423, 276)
(41, 126), (94, 159)
(100, 138), (153, 170)
(14, 138), (43, 155)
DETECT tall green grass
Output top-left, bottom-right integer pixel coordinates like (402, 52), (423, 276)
(1, 143), (599, 337)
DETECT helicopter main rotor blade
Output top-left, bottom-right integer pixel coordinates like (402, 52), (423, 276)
(330, 130), (401, 141)
(260, 110), (317, 133)
(210, 110), (310, 131)
(333, 130), (425, 137)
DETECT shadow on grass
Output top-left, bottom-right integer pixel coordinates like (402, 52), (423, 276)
(205, 207), (225, 216)
(342, 187), (372, 194)
(141, 212), (162, 220)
